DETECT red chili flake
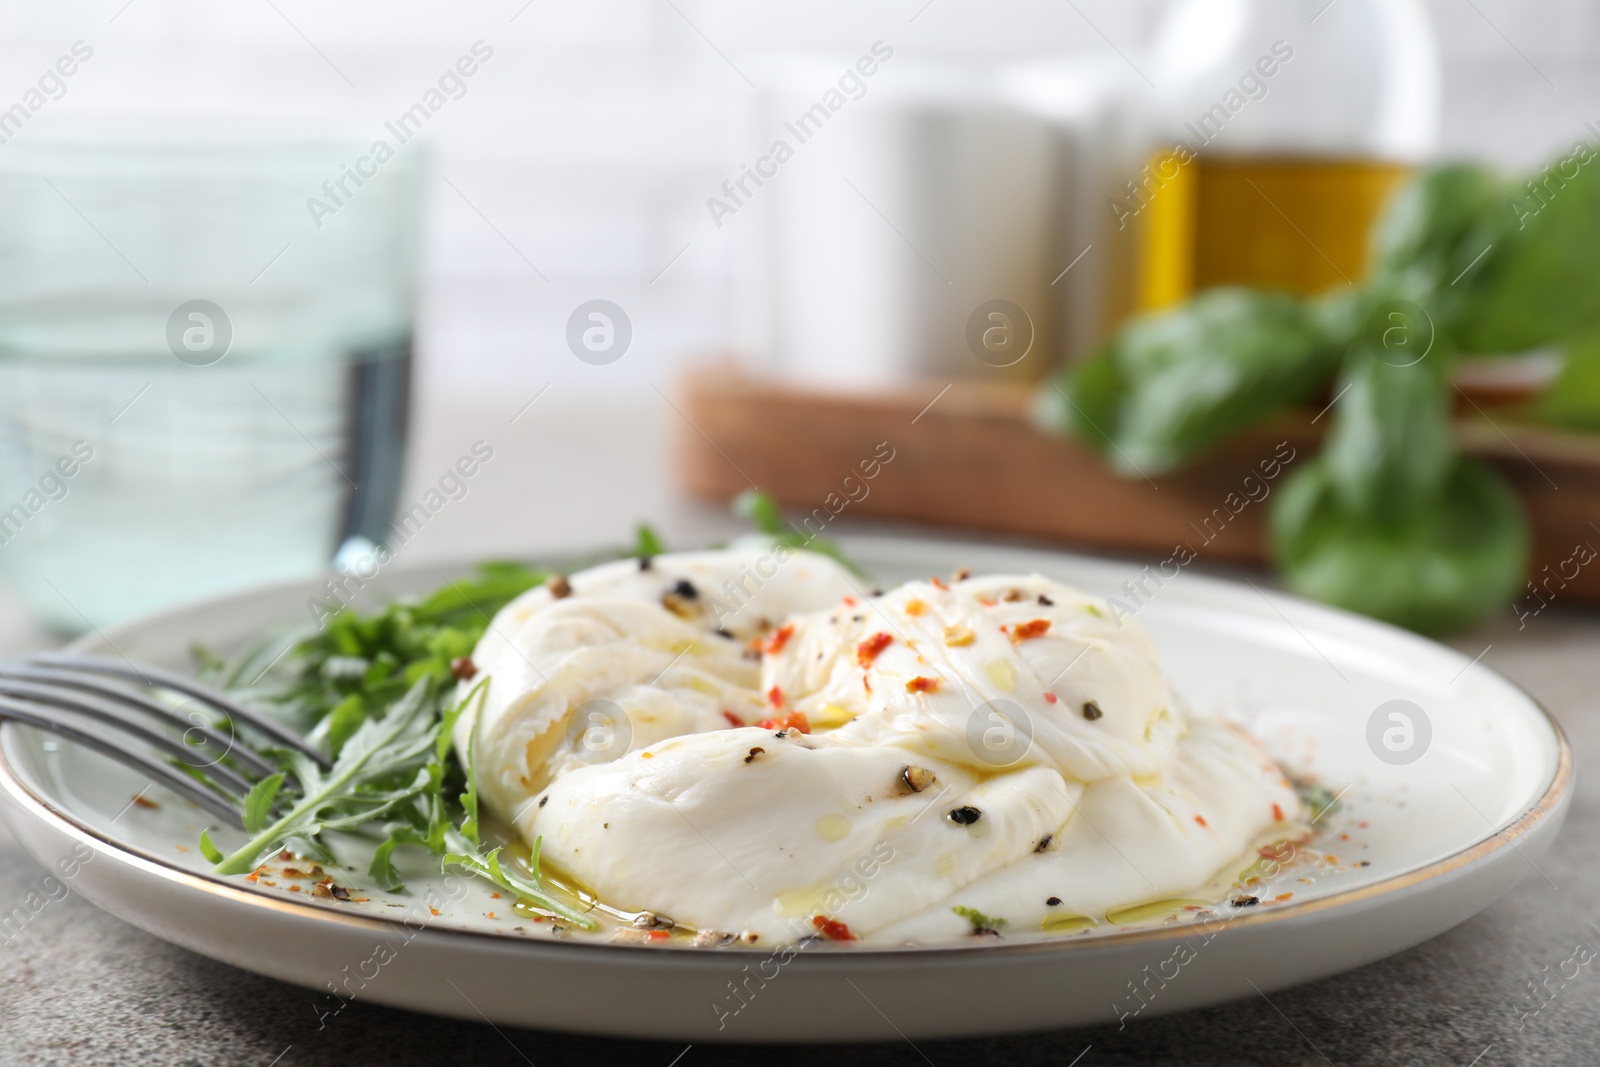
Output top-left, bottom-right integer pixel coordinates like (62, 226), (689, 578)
(842, 596), (858, 607)
(857, 632), (893, 667)
(1009, 619), (1052, 643)
(648, 929), (671, 942)
(132, 795), (160, 810)
(811, 915), (857, 941)
(767, 686), (785, 708)
(1272, 803), (1285, 822)
(245, 872), (259, 883)
(288, 885), (302, 893)
(764, 623), (796, 655)
(929, 576), (949, 591)
(450, 656), (478, 681)
(430, 907), (441, 916)
(905, 676), (941, 694)
(758, 711), (811, 734)
(722, 710), (745, 727)
(863, 675), (873, 694)
(1358, 821), (1369, 829)
(491, 893), (501, 899)
(1275, 893), (1293, 902)
(976, 598), (996, 608)
(486, 912), (496, 920)
(1043, 691), (1059, 704)
(1194, 814), (1209, 828)
(904, 598), (928, 617)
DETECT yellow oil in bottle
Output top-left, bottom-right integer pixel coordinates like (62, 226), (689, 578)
(1132, 153), (1411, 314)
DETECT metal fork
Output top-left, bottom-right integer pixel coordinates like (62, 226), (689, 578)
(0, 652), (331, 829)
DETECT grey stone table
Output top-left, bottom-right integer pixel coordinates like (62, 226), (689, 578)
(0, 401), (1595, 1066)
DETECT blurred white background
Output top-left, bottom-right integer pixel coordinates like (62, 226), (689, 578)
(3, 0), (1596, 404)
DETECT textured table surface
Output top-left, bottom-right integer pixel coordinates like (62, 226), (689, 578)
(0, 400), (1595, 1067)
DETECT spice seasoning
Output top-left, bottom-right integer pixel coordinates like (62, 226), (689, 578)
(856, 632), (893, 667)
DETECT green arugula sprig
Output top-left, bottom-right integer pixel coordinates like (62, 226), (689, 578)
(196, 562), (593, 920)
(734, 489), (864, 575)
(202, 676), (439, 875)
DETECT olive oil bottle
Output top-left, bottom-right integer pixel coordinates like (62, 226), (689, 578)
(1122, 0), (1439, 316)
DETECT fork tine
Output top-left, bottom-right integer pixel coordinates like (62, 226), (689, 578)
(0, 679), (258, 798)
(27, 652), (331, 770)
(0, 665), (277, 778)
(0, 699), (246, 828)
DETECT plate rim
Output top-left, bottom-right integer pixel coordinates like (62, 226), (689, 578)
(0, 536), (1576, 964)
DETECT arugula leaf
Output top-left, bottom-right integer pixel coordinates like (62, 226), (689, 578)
(368, 835), (406, 893)
(228, 561), (545, 737)
(732, 489), (864, 575)
(633, 523), (666, 557)
(1042, 288), (1345, 474)
(952, 904), (1006, 933)
(1271, 456), (1528, 633)
(457, 701), (483, 848)
(442, 840), (595, 929)
(210, 678), (440, 875)
(242, 773), (286, 835)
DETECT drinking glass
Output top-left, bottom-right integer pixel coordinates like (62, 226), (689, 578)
(0, 127), (425, 630)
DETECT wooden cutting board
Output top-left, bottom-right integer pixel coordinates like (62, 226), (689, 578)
(672, 366), (1600, 608)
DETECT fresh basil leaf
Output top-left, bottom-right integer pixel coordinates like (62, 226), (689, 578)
(1033, 339), (1125, 450)
(1369, 163), (1504, 310)
(1537, 332), (1600, 431)
(1041, 288), (1344, 474)
(1321, 343), (1454, 518)
(1451, 146), (1600, 353)
(1271, 457), (1528, 633)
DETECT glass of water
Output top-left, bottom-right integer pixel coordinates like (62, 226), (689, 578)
(0, 126), (424, 630)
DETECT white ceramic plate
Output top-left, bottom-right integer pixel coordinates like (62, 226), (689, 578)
(0, 537), (1572, 1042)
